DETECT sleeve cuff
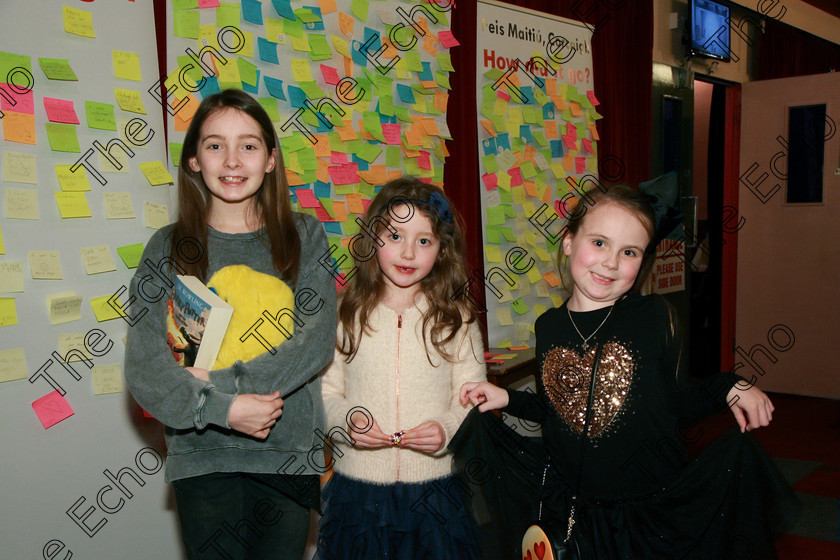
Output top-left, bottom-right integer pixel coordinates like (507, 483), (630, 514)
(195, 386), (236, 429)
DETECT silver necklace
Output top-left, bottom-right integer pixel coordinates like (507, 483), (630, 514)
(567, 305), (614, 351)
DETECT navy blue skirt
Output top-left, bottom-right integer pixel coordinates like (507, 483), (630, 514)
(317, 472), (479, 560)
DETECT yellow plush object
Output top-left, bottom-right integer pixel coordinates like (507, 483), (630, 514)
(206, 264), (295, 370)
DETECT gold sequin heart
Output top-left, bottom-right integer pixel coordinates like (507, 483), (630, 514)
(542, 342), (635, 438)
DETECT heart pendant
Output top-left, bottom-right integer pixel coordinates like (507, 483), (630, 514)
(541, 342), (634, 438)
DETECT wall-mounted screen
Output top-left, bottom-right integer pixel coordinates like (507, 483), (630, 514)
(690, 0), (731, 61)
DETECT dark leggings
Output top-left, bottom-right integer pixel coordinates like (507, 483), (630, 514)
(172, 472), (311, 560)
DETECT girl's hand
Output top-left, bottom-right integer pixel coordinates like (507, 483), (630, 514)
(348, 413), (391, 449)
(185, 366), (210, 382)
(727, 382), (774, 432)
(459, 381), (509, 412)
(400, 421), (445, 454)
(228, 391), (283, 439)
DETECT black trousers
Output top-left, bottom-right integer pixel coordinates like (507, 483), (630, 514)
(172, 472), (311, 560)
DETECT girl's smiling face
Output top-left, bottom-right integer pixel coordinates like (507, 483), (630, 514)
(563, 202), (652, 311)
(188, 108), (276, 215)
(376, 205), (441, 305)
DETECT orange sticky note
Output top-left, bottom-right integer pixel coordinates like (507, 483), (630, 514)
(346, 193), (365, 214)
(480, 120), (497, 137)
(338, 12), (354, 37)
(32, 391), (75, 428)
(542, 271), (561, 287)
(3, 112), (36, 144)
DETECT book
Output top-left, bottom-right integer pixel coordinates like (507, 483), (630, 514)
(166, 275), (233, 370)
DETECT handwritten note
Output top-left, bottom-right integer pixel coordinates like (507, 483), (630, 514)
(4, 188), (39, 219)
(47, 292), (83, 325)
(113, 88), (146, 114)
(91, 295), (124, 322)
(0, 348), (27, 383)
(39, 58), (77, 81)
(55, 164), (91, 191)
(3, 111), (36, 144)
(58, 334), (91, 362)
(103, 192), (135, 219)
(63, 5), (95, 38)
(32, 391), (75, 429)
(45, 123), (81, 153)
(0, 262), (24, 293)
(81, 245), (117, 275)
(85, 101), (117, 131)
(92, 365), (123, 395)
(112, 51), (141, 81)
(139, 161), (174, 186)
(0, 298), (17, 326)
(144, 202), (169, 229)
(43, 97), (80, 124)
(55, 192), (92, 218)
(29, 251), (62, 280)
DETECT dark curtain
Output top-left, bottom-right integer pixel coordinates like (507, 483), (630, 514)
(758, 18), (840, 79)
(446, 1), (653, 340)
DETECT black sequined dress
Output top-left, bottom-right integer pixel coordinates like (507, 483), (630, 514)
(450, 293), (798, 560)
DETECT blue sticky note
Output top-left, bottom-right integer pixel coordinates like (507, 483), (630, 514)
(520, 86), (533, 103)
(271, 0), (296, 20)
(301, 6), (324, 31)
(351, 155), (369, 171)
(363, 27), (380, 51)
(542, 105), (555, 120)
(417, 61), (433, 82)
(396, 84), (415, 104)
(258, 37), (279, 64)
(519, 125), (534, 144)
(263, 76), (286, 100)
(496, 132), (511, 151)
(314, 181), (331, 199)
(242, 0), (263, 24)
(287, 85), (307, 108)
(324, 222), (343, 234)
(242, 69), (260, 94)
(351, 40), (368, 67)
(198, 76), (221, 98)
(550, 139), (564, 158)
(482, 137), (497, 156)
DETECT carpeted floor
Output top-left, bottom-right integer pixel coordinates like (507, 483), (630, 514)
(688, 392), (840, 558)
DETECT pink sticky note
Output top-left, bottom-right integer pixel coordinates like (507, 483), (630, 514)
(295, 189), (321, 208)
(496, 89), (510, 102)
(361, 198), (372, 212)
(197, 0), (220, 7)
(331, 151), (348, 164)
(417, 151), (431, 170)
(314, 205), (334, 222)
(507, 167), (523, 186)
(482, 172), (498, 190)
(320, 64), (341, 85)
(32, 391), (74, 429)
(582, 138), (594, 154)
(328, 163), (359, 185)
(575, 156), (586, 174)
(1, 84), (34, 114)
(437, 30), (460, 48)
(382, 123), (401, 145)
(565, 122), (577, 139)
(562, 135), (578, 151)
(586, 90), (600, 106)
(43, 97), (80, 124)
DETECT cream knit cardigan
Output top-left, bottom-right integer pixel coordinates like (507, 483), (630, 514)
(321, 299), (487, 484)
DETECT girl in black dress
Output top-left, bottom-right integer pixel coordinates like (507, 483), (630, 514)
(459, 186), (795, 559)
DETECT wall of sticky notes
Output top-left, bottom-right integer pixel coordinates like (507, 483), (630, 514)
(0, 2), (181, 558)
(476, 1), (597, 348)
(163, 0), (456, 288)
(1, 0), (457, 557)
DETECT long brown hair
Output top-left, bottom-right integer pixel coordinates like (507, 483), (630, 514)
(170, 89), (301, 284)
(338, 177), (477, 364)
(557, 184), (657, 294)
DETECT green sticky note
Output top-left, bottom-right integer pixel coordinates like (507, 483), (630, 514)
(294, 8), (322, 24)
(334, 183), (355, 195)
(85, 101), (117, 131)
(362, 111), (385, 142)
(0, 51), (32, 80)
(284, 18), (305, 38)
(173, 0), (198, 8)
(403, 158), (421, 175)
(258, 98), (280, 122)
(350, 0), (369, 20)
(45, 123), (81, 153)
(499, 189), (513, 204)
(216, 2), (240, 28)
(357, 143), (382, 163)
(483, 68), (503, 81)
(486, 226), (502, 244)
(437, 53), (454, 72)
(520, 161), (537, 180)
(487, 207), (505, 226)
(38, 58), (77, 81)
(435, 71), (451, 90)
(173, 9), (200, 39)
(378, 94), (395, 117)
(533, 131), (548, 147)
(177, 55), (204, 83)
(511, 297), (529, 315)
(403, 51), (422, 72)
(116, 243), (144, 269)
(281, 134), (308, 153)
(298, 81), (327, 98)
(502, 204), (516, 218)
(386, 146), (401, 168)
(298, 149), (318, 170)
(358, 182), (375, 197)
(482, 154), (498, 174)
(308, 33), (332, 60)
(319, 198), (335, 218)
(169, 142), (183, 166)
(534, 88), (549, 107)
(237, 57), (258, 86)
(501, 227), (517, 242)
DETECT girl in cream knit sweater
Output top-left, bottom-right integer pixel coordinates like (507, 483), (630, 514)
(318, 178), (486, 559)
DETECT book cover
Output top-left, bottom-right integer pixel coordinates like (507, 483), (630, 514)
(166, 275), (233, 370)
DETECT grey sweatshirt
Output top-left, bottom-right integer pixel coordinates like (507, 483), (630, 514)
(124, 213), (337, 482)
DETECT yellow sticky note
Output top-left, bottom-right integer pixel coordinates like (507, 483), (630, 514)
(139, 161), (174, 186)
(550, 293), (565, 307)
(29, 250), (62, 280)
(103, 192), (135, 219)
(144, 202), (169, 229)
(496, 307), (514, 326)
(55, 192), (92, 218)
(47, 292), (83, 325)
(498, 339), (512, 349)
(526, 265), (542, 284)
(55, 164), (91, 191)
(4, 188), (39, 219)
(91, 295), (124, 322)
(99, 150), (130, 173)
(0, 298), (18, 326)
(92, 364), (123, 395)
(0, 262), (24, 293)
(112, 51), (142, 81)
(485, 245), (503, 263)
(0, 225), (5, 254)
(114, 88), (146, 114)
(80, 245), (117, 275)
(58, 334), (91, 362)
(63, 5), (96, 38)
(290, 59), (313, 82)
(0, 348), (27, 382)
(3, 151), (37, 184)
